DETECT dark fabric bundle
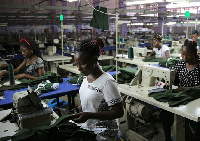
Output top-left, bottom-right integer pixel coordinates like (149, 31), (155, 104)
(0, 114), (97, 141)
(0, 71), (62, 92)
(112, 68), (138, 84)
(149, 87), (200, 107)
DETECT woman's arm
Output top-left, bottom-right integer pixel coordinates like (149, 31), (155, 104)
(72, 102), (124, 123)
(15, 67), (45, 80)
(0, 61), (26, 81)
(146, 50), (155, 58)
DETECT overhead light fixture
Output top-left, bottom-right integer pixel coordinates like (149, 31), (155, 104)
(127, 23), (144, 25)
(118, 21), (131, 24)
(125, 0), (165, 6)
(67, 0), (78, 2)
(166, 2), (200, 8)
(0, 23), (8, 26)
(165, 22), (176, 25)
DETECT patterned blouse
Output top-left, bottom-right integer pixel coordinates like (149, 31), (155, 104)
(175, 59), (200, 87)
(24, 57), (44, 77)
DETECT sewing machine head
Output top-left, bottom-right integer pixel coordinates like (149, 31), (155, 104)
(134, 47), (152, 58)
(13, 87), (43, 114)
(130, 65), (176, 88)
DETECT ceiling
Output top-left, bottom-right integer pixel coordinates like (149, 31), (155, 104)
(0, 0), (199, 27)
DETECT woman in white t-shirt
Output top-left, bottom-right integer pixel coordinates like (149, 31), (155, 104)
(71, 38), (124, 141)
(148, 34), (170, 58)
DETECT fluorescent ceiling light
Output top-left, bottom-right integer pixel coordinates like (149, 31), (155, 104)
(67, 0), (77, 2)
(141, 14), (157, 17)
(129, 23), (144, 25)
(165, 22), (176, 25)
(166, 2), (200, 8)
(0, 23), (8, 26)
(118, 21), (131, 24)
(125, 0), (165, 5)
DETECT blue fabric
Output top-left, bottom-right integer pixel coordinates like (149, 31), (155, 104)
(0, 78), (80, 108)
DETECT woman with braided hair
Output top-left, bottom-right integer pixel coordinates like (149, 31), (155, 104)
(0, 39), (45, 81)
(71, 38), (124, 141)
(148, 33), (170, 58)
(161, 39), (200, 141)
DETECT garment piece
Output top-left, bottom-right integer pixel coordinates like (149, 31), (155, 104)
(90, 6), (109, 30)
(153, 44), (170, 58)
(0, 71), (62, 92)
(79, 72), (122, 140)
(67, 73), (84, 85)
(159, 57), (180, 68)
(0, 114), (97, 141)
(175, 59), (200, 87)
(112, 67), (138, 84)
(143, 57), (163, 62)
(101, 65), (120, 72)
(24, 57), (44, 77)
(149, 88), (200, 107)
(33, 80), (59, 93)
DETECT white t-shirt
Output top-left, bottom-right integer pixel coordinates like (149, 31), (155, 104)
(79, 72), (122, 140)
(153, 44), (170, 57)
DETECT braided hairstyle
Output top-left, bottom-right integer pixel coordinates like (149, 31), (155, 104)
(153, 33), (163, 42)
(182, 39), (198, 59)
(20, 39), (42, 58)
(76, 38), (104, 58)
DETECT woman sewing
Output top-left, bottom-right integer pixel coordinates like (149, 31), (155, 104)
(71, 38), (124, 141)
(148, 33), (170, 58)
(161, 39), (200, 141)
(0, 39), (45, 81)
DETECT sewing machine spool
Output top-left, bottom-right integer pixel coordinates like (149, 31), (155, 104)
(8, 64), (15, 85)
(128, 47), (134, 59)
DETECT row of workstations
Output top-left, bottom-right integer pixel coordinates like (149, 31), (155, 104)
(59, 53), (199, 141)
(0, 49), (197, 141)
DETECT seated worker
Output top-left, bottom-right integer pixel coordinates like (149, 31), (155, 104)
(71, 38), (124, 141)
(192, 30), (199, 50)
(148, 33), (170, 58)
(0, 39), (45, 81)
(161, 39), (200, 141)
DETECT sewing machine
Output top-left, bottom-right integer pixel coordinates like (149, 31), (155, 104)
(13, 87), (52, 129)
(130, 65), (176, 88)
(171, 41), (182, 54)
(133, 47), (152, 58)
(121, 65), (176, 140)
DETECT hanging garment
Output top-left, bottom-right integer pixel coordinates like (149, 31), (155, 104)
(90, 6), (109, 30)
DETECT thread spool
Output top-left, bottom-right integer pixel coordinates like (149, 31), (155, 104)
(8, 64), (15, 85)
(198, 38), (200, 47)
(128, 47), (134, 59)
(118, 36), (121, 43)
(121, 38), (124, 43)
(168, 34), (171, 40)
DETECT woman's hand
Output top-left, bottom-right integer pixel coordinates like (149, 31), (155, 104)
(72, 112), (91, 123)
(177, 87), (187, 91)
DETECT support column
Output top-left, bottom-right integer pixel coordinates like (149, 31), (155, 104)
(119, 0), (127, 37)
(75, 1), (81, 38)
(158, 2), (167, 36)
(51, 0), (59, 33)
(62, 1), (68, 33)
